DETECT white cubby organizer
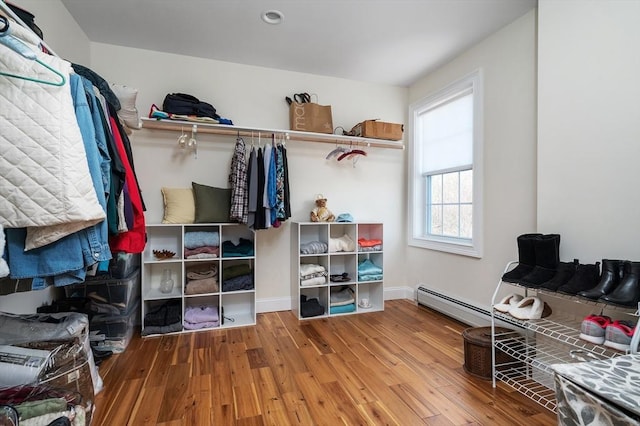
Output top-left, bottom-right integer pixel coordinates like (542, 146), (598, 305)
(291, 222), (384, 320)
(142, 223), (256, 335)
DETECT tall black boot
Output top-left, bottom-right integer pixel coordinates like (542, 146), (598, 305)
(502, 233), (542, 284)
(557, 261), (600, 295)
(578, 259), (623, 300)
(600, 261), (640, 307)
(519, 234), (561, 287)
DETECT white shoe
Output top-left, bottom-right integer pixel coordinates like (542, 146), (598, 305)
(494, 293), (523, 313)
(509, 296), (551, 320)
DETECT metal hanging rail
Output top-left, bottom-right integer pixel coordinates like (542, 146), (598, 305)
(141, 118), (405, 150)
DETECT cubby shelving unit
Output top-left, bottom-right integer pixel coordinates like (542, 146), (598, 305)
(142, 223), (256, 336)
(291, 222), (384, 319)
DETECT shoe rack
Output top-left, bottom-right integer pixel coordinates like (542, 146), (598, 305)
(490, 261), (639, 413)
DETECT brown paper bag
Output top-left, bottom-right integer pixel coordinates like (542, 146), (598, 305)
(289, 102), (333, 134)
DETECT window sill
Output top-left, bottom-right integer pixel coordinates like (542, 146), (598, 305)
(408, 237), (482, 258)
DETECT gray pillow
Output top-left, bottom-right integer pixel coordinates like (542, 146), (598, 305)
(192, 182), (231, 223)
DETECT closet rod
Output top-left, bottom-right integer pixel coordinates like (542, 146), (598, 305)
(141, 118), (405, 150)
(0, 0), (58, 57)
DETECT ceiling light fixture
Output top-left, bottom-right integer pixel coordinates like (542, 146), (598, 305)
(261, 10), (284, 25)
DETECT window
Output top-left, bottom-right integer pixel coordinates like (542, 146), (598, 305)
(408, 70), (483, 257)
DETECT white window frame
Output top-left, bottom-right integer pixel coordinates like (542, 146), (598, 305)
(407, 69), (483, 258)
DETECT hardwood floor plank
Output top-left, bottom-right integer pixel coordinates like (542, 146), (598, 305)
(90, 300), (557, 425)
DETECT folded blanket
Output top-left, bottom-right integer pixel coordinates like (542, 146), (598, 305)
(300, 241), (328, 255)
(223, 264), (252, 280)
(183, 320), (219, 330)
(185, 253), (218, 259)
(222, 274), (254, 291)
(329, 303), (356, 314)
(222, 238), (254, 257)
(185, 277), (219, 295)
(184, 231), (219, 249)
(300, 263), (325, 277)
(358, 245), (382, 252)
(330, 287), (355, 305)
(358, 274), (383, 282)
(358, 238), (383, 248)
(301, 276), (326, 286)
(329, 234), (355, 252)
(184, 305), (219, 323)
(301, 271), (327, 280)
(186, 264), (218, 280)
(358, 259), (383, 275)
(184, 246), (219, 258)
(141, 321), (183, 336)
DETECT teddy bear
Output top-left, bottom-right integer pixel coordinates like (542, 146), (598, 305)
(310, 194), (335, 222)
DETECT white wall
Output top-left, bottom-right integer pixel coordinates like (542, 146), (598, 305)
(537, 0), (640, 262)
(12, 0), (90, 64)
(88, 44), (408, 308)
(405, 10), (538, 308)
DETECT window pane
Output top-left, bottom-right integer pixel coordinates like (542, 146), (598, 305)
(430, 174), (442, 204)
(443, 205), (459, 237)
(460, 169), (473, 203)
(430, 205), (442, 235)
(442, 172), (459, 204)
(460, 204), (473, 239)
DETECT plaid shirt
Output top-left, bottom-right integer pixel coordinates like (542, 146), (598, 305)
(229, 137), (248, 223)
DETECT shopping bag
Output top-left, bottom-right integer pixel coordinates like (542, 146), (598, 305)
(289, 102), (333, 134)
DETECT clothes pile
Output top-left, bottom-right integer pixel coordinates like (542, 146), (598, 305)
(185, 264), (218, 295)
(329, 287), (356, 314)
(184, 305), (219, 330)
(222, 264), (254, 292)
(221, 238), (254, 257)
(358, 238), (382, 252)
(358, 258), (383, 282)
(141, 300), (182, 336)
(300, 263), (327, 286)
(184, 231), (219, 259)
(300, 295), (324, 318)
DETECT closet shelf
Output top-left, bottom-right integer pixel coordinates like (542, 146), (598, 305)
(140, 118), (405, 150)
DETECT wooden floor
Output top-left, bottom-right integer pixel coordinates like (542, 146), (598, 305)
(91, 299), (556, 425)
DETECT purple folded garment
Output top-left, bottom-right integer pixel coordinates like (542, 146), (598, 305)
(183, 320), (219, 330)
(184, 305), (219, 323)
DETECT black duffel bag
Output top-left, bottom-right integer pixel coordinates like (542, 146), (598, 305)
(163, 93), (220, 120)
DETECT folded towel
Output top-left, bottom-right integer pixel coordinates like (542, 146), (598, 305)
(186, 264), (218, 280)
(184, 246), (219, 258)
(330, 287), (355, 305)
(185, 277), (219, 295)
(329, 303), (356, 314)
(184, 231), (219, 249)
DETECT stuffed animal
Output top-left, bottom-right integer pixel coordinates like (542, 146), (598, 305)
(310, 194), (335, 222)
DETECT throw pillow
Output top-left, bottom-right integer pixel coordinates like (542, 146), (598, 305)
(161, 187), (195, 224)
(192, 182), (231, 223)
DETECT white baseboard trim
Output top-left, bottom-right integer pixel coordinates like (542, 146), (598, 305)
(256, 285), (415, 314)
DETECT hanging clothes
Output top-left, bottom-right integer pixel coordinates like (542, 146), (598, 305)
(246, 146), (258, 229)
(0, 22), (105, 239)
(229, 137), (248, 223)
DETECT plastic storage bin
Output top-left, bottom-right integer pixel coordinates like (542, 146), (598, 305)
(90, 301), (139, 353)
(65, 269), (140, 315)
(109, 252), (141, 278)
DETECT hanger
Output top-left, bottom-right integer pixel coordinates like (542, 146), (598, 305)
(325, 141), (349, 160)
(0, 16), (66, 87)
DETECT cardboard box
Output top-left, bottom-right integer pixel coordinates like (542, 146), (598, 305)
(351, 120), (403, 141)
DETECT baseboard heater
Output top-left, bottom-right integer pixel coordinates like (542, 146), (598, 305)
(416, 285), (516, 329)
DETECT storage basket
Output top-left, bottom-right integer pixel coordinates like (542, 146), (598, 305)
(462, 326), (519, 380)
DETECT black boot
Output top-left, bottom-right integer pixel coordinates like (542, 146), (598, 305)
(600, 261), (640, 307)
(519, 234), (561, 287)
(578, 259), (623, 300)
(557, 261), (600, 295)
(538, 259), (578, 291)
(502, 233), (541, 284)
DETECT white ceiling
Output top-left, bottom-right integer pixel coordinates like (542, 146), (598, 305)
(60, 0), (536, 87)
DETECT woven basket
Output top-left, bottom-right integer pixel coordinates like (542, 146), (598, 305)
(462, 326), (519, 380)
